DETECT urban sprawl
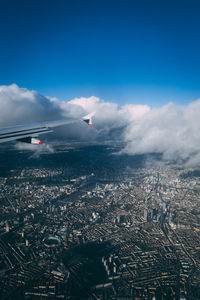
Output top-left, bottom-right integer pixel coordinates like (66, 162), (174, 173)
(0, 165), (200, 299)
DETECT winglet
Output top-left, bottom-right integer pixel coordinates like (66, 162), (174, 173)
(82, 112), (95, 127)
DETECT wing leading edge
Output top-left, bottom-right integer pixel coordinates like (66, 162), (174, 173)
(0, 112), (94, 144)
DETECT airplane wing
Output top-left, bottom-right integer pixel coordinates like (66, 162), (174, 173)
(0, 112), (94, 144)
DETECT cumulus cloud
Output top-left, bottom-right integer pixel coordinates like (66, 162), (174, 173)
(0, 84), (144, 141)
(0, 84), (63, 126)
(0, 84), (200, 166)
(122, 101), (200, 166)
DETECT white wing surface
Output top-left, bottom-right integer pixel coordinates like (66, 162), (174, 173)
(0, 112), (94, 144)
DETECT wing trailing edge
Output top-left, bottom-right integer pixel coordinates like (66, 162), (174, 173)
(0, 112), (95, 144)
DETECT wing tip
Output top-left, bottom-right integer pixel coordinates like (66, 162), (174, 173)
(82, 112), (95, 126)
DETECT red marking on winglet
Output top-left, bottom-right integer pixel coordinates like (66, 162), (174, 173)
(88, 124), (92, 126)
(39, 141), (43, 144)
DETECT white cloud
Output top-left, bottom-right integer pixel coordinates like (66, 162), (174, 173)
(1, 84), (200, 166)
(0, 84), (63, 126)
(15, 142), (55, 157)
(122, 101), (200, 166)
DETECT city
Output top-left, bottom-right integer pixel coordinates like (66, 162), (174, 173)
(0, 145), (200, 299)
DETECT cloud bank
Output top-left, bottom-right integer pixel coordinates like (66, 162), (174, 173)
(0, 84), (200, 166)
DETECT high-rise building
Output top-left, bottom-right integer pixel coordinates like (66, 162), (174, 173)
(144, 208), (148, 221)
(5, 222), (9, 232)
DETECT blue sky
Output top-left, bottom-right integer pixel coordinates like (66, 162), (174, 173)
(0, 0), (200, 106)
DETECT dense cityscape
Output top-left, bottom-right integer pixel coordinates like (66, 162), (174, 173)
(0, 144), (200, 299)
